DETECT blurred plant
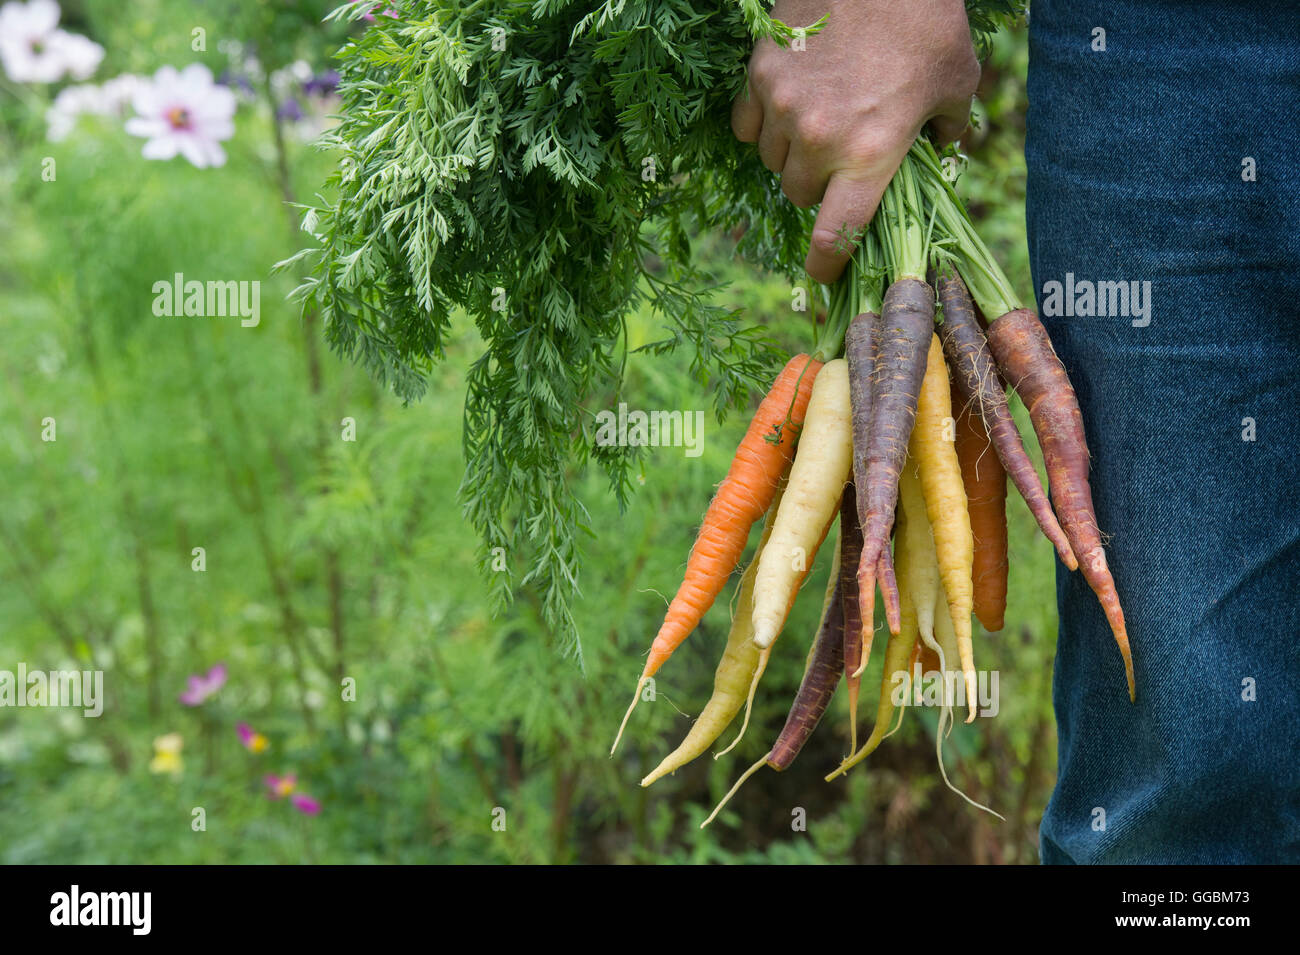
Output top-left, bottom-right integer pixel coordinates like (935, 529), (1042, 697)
(148, 733), (184, 777)
(268, 60), (340, 141)
(0, 0), (103, 83)
(178, 663), (228, 707)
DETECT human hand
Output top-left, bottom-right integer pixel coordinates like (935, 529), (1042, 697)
(732, 0), (980, 283)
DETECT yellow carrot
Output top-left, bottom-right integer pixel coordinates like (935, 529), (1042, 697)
(927, 553), (1003, 820)
(898, 457), (939, 681)
(702, 542), (846, 827)
(910, 334), (977, 722)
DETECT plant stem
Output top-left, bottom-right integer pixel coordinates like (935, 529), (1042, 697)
(855, 230), (884, 315)
(812, 272), (853, 362)
(910, 139), (1023, 317)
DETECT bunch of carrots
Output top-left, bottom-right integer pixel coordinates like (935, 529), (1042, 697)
(611, 139), (1133, 824)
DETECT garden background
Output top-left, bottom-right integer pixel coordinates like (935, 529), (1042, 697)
(0, 0), (1056, 863)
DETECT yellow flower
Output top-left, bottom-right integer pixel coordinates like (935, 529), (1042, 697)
(149, 733), (183, 777)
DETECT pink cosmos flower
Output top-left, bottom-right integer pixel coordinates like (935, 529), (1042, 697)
(47, 29), (102, 80)
(265, 773), (297, 798)
(125, 64), (236, 169)
(237, 721), (268, 753)
(178, 662), (227, 706)
(349, 1), (398, 21)
(290, 793), (321, 815)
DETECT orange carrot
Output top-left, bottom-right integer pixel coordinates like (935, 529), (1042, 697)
(912, 637), (942, 675)
(951, 378), (1008, 631)
(611, 354), (822, 753)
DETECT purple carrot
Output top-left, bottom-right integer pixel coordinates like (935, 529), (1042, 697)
(838, 488), (865, 750)
(852, 278), (934, 672)
(935, 269), (1077, 570)
(844, 309), (906, 651)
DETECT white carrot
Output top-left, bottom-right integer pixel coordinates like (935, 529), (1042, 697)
(751, 358), (853, 650)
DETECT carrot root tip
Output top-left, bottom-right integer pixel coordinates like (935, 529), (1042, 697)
(701, 755), (767, 828)
(610, 677), (648, 756)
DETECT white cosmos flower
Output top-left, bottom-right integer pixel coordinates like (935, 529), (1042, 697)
(0, 0), (104, 83)
(125, 64), (237, 169)
(46, 28), (103, 80)
(46, 72), (143, 141)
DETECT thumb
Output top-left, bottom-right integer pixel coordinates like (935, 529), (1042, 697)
(806, 173), (886, 285)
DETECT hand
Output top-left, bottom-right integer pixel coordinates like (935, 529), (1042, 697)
(732, 0), (980, 283)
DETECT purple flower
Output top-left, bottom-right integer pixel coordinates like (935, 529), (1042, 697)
(290, 793), (321, 815)
(302, 70), (338, 98)
(178, 662), (227, 705)
(216, 68), (255, 97)
(276, 97), (303, 122)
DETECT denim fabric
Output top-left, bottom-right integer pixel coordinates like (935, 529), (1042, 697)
(1024, 0), (1300, 863)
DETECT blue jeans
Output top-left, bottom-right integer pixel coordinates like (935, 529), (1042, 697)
(1025, 0), (1300, 863)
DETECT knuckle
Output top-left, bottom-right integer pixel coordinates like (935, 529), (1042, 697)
(747, 53), (775, 89)
(731, 107), (755, 141)
(795, 110), (836, 150)
(765, 83), (798, 117)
